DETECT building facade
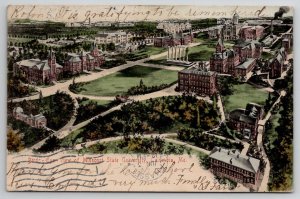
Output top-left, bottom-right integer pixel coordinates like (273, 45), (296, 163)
(209, 147), (261, 189)
(157, 22), (192, 34)
(269, 47), (287, 79)
(154, 33), (193, 47)
(178, 63), (217, 96)
(94, 31), (133, 44)
(13, 49), (63, 84)
(64, 44), (104, 75)
(239, 26), (264, 41)
(228, 103), (264, 139)
(13, 107), (47, 129)
(210, 36), (262, 77)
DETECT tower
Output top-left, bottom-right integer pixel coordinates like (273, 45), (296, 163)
(216, 34), (224, 53)
(233, 12), (239, 25)
(48, 48), (56, 79)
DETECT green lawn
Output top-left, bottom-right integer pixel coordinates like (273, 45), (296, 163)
(223, 83), (269, 113)
(133, 46), (166, 57)
(77, 65), (178, 96)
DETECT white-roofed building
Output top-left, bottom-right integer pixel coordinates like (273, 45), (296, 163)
(13, 49), (63, 84)
(209, 147), (261, 189)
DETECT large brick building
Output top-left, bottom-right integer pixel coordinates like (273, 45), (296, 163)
(154, 32), (193, 47)
(209, 147), (261, 189)
(13, 107), (47, 129)
(13, 49), (63, 84)
(239, 26), (264, 41)
(178, 63), (217, 96)
(228, 103), (264, 140)
(64, 44), (104, 75)
(210, 37), (262, 77)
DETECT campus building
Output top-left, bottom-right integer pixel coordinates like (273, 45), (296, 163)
(154, 32), (193, 47)
(156, 22), (192, 34)
(94, 31), (133, 44)
(208, 13), (264, 41)
(64, 44), (105, 75)
(269, 47), (287, 79)
(13, 49), (63, 84)
(209, 147), (261, 189)
(228, 103), (264, 140)
(12, 107), (47, 129)
(178, 62), (217, 96)
(209, 36), (262, 77)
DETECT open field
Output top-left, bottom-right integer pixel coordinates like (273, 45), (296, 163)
(125, 46), (167, 61)
(77, 65), (178, 96)
(222, 83), (269, 113)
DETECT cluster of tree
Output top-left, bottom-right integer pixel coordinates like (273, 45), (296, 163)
(69, 82), (87, 94)
(123, 52), (149, 61)
(209, 123), (243, 140)
(248, 75), (269, 87)
(190, 19), (217, 29)
(7, 116), (53, 149)
(8, 91), (75, 131)
(177, 127), (244, 151)
(126, 79), (175, 95)
(73, 95), (219, 144)
(267, 68), (293, 191)
(264, 92), (279, 112)
(101, 58), (126, 69)
(82, 136), (186, 155)
(217, 76), (238, 96)
(74, 98), (121, 125)
(35, 135), (61, 153)
(7, 128), (24, 152)
(7, 75), (37, 98)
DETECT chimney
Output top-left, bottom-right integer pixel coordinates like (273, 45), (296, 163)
(227, 151), (230, 155)
(230, 158), (233, 164)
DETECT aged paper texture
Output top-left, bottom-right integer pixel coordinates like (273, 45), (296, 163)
(7, 5), (293, 192)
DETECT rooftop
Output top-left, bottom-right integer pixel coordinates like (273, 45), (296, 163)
(209, 147), (260, 173)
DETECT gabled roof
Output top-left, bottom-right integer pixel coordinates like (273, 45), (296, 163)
(209, 147), (260, 173)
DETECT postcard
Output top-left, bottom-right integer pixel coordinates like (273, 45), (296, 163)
(6, 5), (293, 192)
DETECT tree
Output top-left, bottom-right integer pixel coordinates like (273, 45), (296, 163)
(106, 42), (115, 51)
(37, 135), (61, 153)
(7, 129), (24, 152)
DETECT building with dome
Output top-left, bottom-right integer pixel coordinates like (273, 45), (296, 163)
(228, 103), (264, 140)
(209, 13), (264, 41)
(12, 107), (47, 129)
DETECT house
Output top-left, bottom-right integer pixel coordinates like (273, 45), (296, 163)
(178, 62), (217, 96)
(13, 107), (47, 129)
(235, 58), (256, 77)
(13, 49), (63, 84)
(209, 147), (261, 190)
(64, 44), (104, 75)
(228, 103), (264, 139)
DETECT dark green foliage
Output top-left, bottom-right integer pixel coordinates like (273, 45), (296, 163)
(75, 95), (219, 142)
(8, 117), (52, 148)
(7, 74), (37, 98)
(177, 127), (244, 151)
(101, 58), (126, 69)
(266, 68), (293, 191)
(10, 91), (74, 130)
(126, 79), (176, 95)
(218, 76), (237, 96)
(36, 135), (61, 153)
(74, 98), (121, 125)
